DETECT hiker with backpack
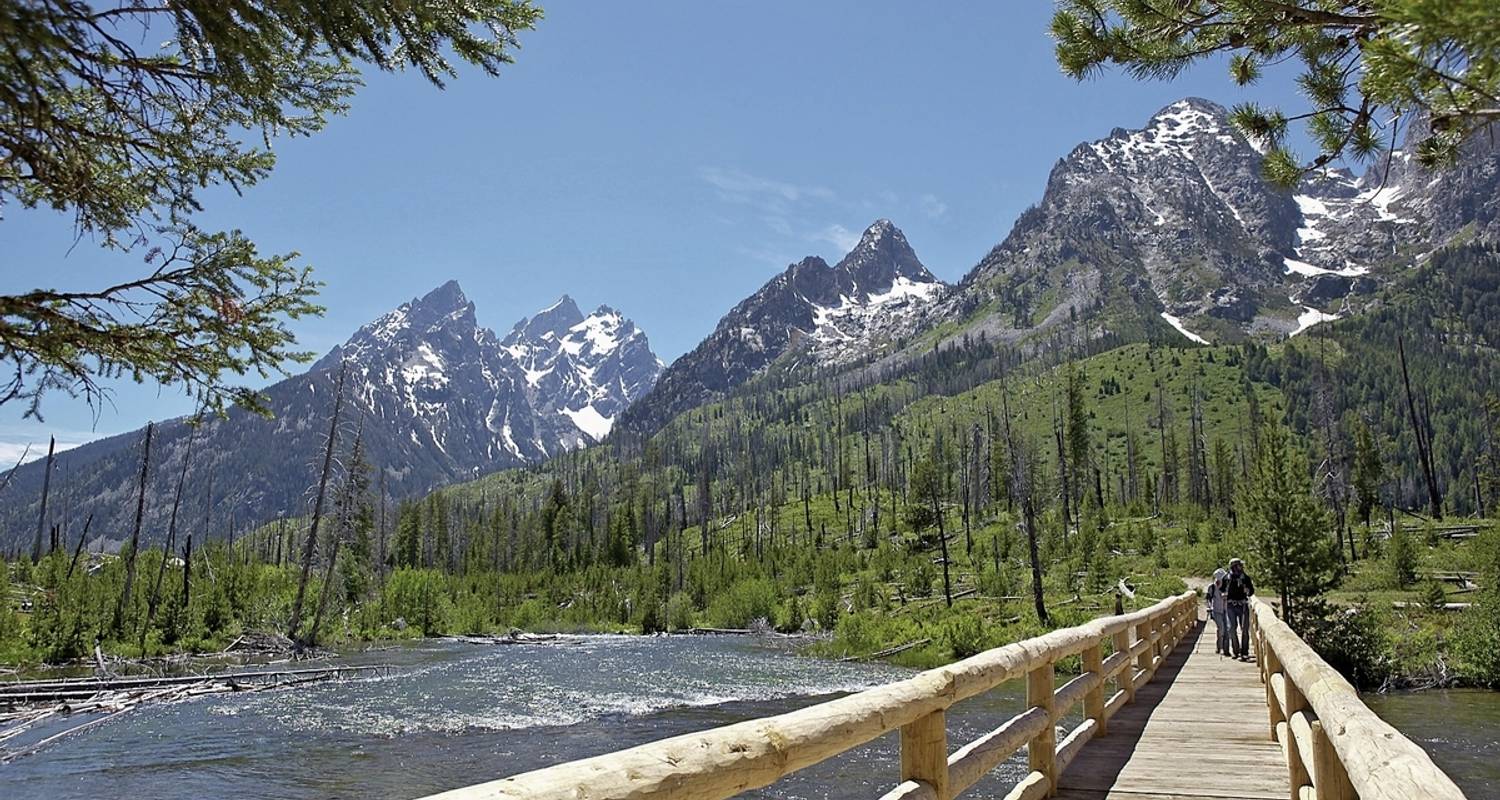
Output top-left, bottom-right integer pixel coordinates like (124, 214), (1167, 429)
(1205, 568), (1230, 656)
(1224, 557), (1255, 660)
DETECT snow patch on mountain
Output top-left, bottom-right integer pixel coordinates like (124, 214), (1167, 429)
(1291, 306), (1341, 337)
(1160, 312), (1209, 345)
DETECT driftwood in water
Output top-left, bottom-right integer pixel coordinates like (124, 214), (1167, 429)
(443, 632), (561, 645)
(0, 664), (384, 704)
(1, 665), (385, 762)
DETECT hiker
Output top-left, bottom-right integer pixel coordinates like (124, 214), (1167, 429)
(1225, 557), (1255, 660)
(1205, 568), (1230, 656)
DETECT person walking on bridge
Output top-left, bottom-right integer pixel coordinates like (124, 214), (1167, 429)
(1224, 557), (1255, 660)
(1205, 568), (1230, 656)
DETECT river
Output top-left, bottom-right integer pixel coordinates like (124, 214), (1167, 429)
(4, 636), (1055, 800)
(1364, 689), (1500, 798)
(3, 636), (1493, 799)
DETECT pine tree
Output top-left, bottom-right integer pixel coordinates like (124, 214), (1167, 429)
(1352, 422), (1385, 530)
(1241, 422), (1337, 629)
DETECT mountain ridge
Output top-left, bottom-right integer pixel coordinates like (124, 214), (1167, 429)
(0, 284), (662, 550)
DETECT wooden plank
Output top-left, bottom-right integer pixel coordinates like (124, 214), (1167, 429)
(1055, 624), (1287, 800)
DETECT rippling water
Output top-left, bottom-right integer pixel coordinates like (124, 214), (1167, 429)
(1365, 689), (1500, 798)
(3, 636), (1045, 800)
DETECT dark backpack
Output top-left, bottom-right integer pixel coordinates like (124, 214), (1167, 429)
(1226, 572), (1253, 601)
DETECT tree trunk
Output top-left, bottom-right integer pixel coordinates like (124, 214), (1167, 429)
(66, 513), (93, 581)
(288, 365), (347, 643)
(112, 423), (154, 636)
(31, 437), (55, 563)
(141, 423), (197, 653)
(1024, 496), (1048, 625)
(1398, 337), (1442, 518)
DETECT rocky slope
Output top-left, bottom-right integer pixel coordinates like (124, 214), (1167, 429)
(934, 98), (1500, 347)
(617, 220), (943, 434)
(0, 283), (661, 549)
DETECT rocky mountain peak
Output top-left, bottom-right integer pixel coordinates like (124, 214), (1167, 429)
(508, 294), (585, 343)
(411, 279), (471, 314)
(618, 219), (944, 436)
(837, 218), (933, 295)
(939, 96), (1500, 351)
(1, 282), (664, 547)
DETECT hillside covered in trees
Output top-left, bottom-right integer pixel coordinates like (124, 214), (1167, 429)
(6, 243), (1498, 690)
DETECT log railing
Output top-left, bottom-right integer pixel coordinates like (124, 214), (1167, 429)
(419, 591), (1200, 800)
(1250, 598), (1468, 800)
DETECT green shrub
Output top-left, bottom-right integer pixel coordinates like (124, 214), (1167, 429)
(829, 610), (921, 657)
(1300, 601), (1391, 690)
(1388, 527), (1418, 588)
(383, 568), (451, 635)
(942, 613), (988, 658)
(704, 578), (778, 629)
(665, 591), (696, 631)
(775, 594), (807, 633)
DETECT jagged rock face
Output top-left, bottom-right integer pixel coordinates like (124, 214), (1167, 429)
(619, 220), (944, 434)
(0, 283), (662, 549)
(938, 98), (1500, 345)
(499, 296), (663, 444)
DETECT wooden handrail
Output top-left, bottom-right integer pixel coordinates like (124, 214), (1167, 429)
(1250, 598), (1468, 800)
(417, 591), (1200, 800)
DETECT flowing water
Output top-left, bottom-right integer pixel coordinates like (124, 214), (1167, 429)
(1365, 689), (1500, 798)
(2, 636), (1048, 800)
(7, 636), (1495, 799)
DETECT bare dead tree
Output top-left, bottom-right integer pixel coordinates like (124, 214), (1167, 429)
(288, 364), (347, 643)
(141, 421), (199, 652)
(31, 437), (55, 563)
(112, 423), (154, 636)
(310, 422), (364, 646)
(1397, 337), (1442, 518)
(66, 513), (93, 581)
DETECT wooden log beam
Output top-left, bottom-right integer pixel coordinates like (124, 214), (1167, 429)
(947, 707), (1048, 795)
(1081, 643), (1106, 737)
(1001, 771), (1050, 800)
(901, 710), (949, 800)
(1252, 599), (1467, 800)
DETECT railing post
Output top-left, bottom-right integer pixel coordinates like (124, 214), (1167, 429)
(1113, 625), (1133, 703)
(1133, 616), (1151, 689)
(1311, 718), (1355, 800)
(1283, 685), (1311, 800)
(900, 710), (949, 800)
(1083, 640), (1106, 737)
(1252, 603), (1265, 682)
(1027, 661), (1057, 797)
(1264, 645), (1284, 739)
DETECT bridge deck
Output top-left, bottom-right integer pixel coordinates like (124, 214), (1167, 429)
(1053, 623), (1288, 800)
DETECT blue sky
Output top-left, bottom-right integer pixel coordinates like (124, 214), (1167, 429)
(0, 2), (1308, 461)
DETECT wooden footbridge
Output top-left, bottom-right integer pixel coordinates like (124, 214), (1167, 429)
(420, 592), (1467, 800)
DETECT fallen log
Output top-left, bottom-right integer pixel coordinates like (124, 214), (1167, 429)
(0, 664), (385, 703)
(841, 637), (932, 663)
(1, 666), (387, 761)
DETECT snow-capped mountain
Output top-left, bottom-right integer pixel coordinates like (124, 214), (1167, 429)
(0, 283), (662, 548)
(317, 282), (661, 458)
(499, 295), (663, 445)
(936, 97), (1500, 346)
(619, 219), (943, 434)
